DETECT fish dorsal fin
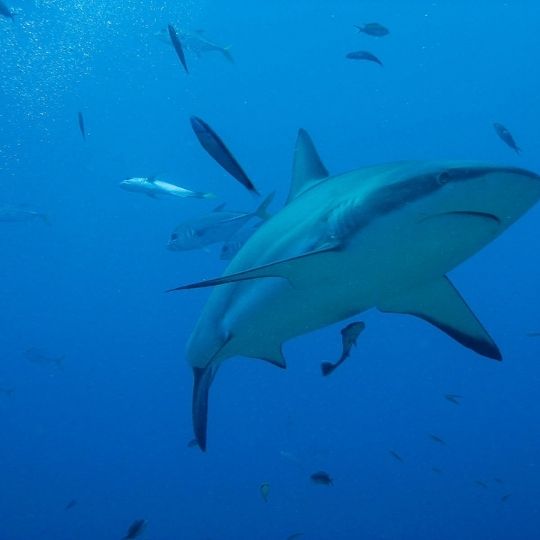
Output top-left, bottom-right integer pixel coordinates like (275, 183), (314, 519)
(378, 276), (501, 360)
(287, 129), (329, 203)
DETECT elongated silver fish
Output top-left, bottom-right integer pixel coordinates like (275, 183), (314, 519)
(158, 28), (233, 63)
(0, 204), (47, 223)
(168, 194), (272, 252)
(120, 177), (215, 201)
(346, 50), (383, 66)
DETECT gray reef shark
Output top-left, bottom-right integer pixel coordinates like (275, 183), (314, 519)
(170, 129), (540, 450)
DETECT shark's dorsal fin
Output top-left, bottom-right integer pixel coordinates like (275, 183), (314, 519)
(378, 276), (501, 360)
(287, 129), (329, 203)
(168, 242), (340, 292)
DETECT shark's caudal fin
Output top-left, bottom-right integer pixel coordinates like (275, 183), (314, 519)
(287, 129), (329, 203)
(378, 276), (502, 360)
(192, 364), (219, 451)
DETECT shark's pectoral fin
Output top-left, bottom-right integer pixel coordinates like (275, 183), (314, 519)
(378, 276), (502, 360)
(168, 243), (340, 291)
(192, 363), (219, 451)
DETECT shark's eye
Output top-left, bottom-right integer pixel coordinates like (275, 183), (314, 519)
(437, 171), (451, 185)
(171, 233), (178, 240)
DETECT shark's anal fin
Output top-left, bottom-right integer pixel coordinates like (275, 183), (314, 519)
(168, 243), (340, 292)
(378, 276), (502, 360)
(287, 129), (329, 203)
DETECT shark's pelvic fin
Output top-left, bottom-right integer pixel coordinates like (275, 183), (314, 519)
(168, 243), (340, 292)
(378, 276), (502, 360)
(192, 364), (219, 451)
(255, 344), (287, 368)
(287, 129), (329, 203)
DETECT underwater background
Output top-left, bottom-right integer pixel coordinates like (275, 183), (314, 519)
(1, 1), (540, 538)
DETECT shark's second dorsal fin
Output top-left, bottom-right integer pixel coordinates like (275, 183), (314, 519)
(378, 276), (502, 360)
(287, 129), (329, 203)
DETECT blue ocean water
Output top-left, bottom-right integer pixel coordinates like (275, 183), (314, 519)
(1, 1), (539, 538)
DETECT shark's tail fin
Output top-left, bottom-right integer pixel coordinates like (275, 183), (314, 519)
(192, 363), (219, 451)
(221, 46), (234, 63)
(253, 192), (275, 221)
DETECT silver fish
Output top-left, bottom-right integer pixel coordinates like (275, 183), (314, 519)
(354, 23), (389, 37)
(158, 28), (233, 63)
(0, 204), (47, 223)
(168, 194), (272, 252)
(220, 223), (261, 260)
(24, 348), (64, 368)
(120, 177), (216, 201)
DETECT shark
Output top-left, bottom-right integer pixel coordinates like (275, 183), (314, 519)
(170, 129), (540, 451)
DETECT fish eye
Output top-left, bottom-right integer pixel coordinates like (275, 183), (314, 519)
(170, 233), (178, 240)
(437, 171), (451, 185)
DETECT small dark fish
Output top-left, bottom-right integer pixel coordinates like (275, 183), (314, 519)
(123, 519), (147, 539)
(64, 499), (77, 510)
(354, 23), (389, 37)
(310, 471), (333, 486)
(25, 348), (64, 368)
(321, 321), (365, 376)
(389, 450), (404, 463)
(168, 24), (189, 73)
(428, 434), (446, 445)
(475, 480), (488, 489)
(260, 482), (270, 502)
(444, 393), (461, 405)
(77, 112), (86, 140)
(286, 534), (304, 540)
(501, 493), (511, 502)
(346, 50), (383, 66)
(493, 123), (521, 154)
(187, 438), (199, 448)
(190, 116), (259, 196)
(0, 386), (14, 397)
(0, 0), (13, 19)
(526, 332), (540, 337)
(432, 467), (443, 474)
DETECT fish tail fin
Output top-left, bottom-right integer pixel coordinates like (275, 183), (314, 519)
(253, 192), (275, 221)
(192, 363), (219, 451)
(221, 46), (234, 63)
(320, 362), (335, 376)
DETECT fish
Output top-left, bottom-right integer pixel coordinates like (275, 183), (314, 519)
(190, 116), (259, 196)
(286, 534), (304, 540)
(168, 194), (273, 252)
(171, 127), (540, 451)
(389, 450), (404, 463)
(526, 331), (540, 337)
(310, 471), (333, 486)
(64, 499), (77, 510)
(501, 493), (511, 502)
(0, 204), (48, 224)
(78, 112), (86, 140)
(354, 23), (389, 37)
(259, 482), (270, 502)
(432, 467), (443, 474)
(220, 223), (261, 260)
(321, 321), (365, 376)
(120, 177), (216, 201)
(475, 480), (488, 489)
(346, 51), (383, 66)
(123, 519), (147, 539)
(493, 123), (521, 154)
(444, 393), (461, 405)
(429, 434), (447, 446)
(158, 28), (233, 63)
(0, 0), (13, 19)
(0, 387), (14, 397)
(168, 24), (189, 73)
(24, 348), (64, 368)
